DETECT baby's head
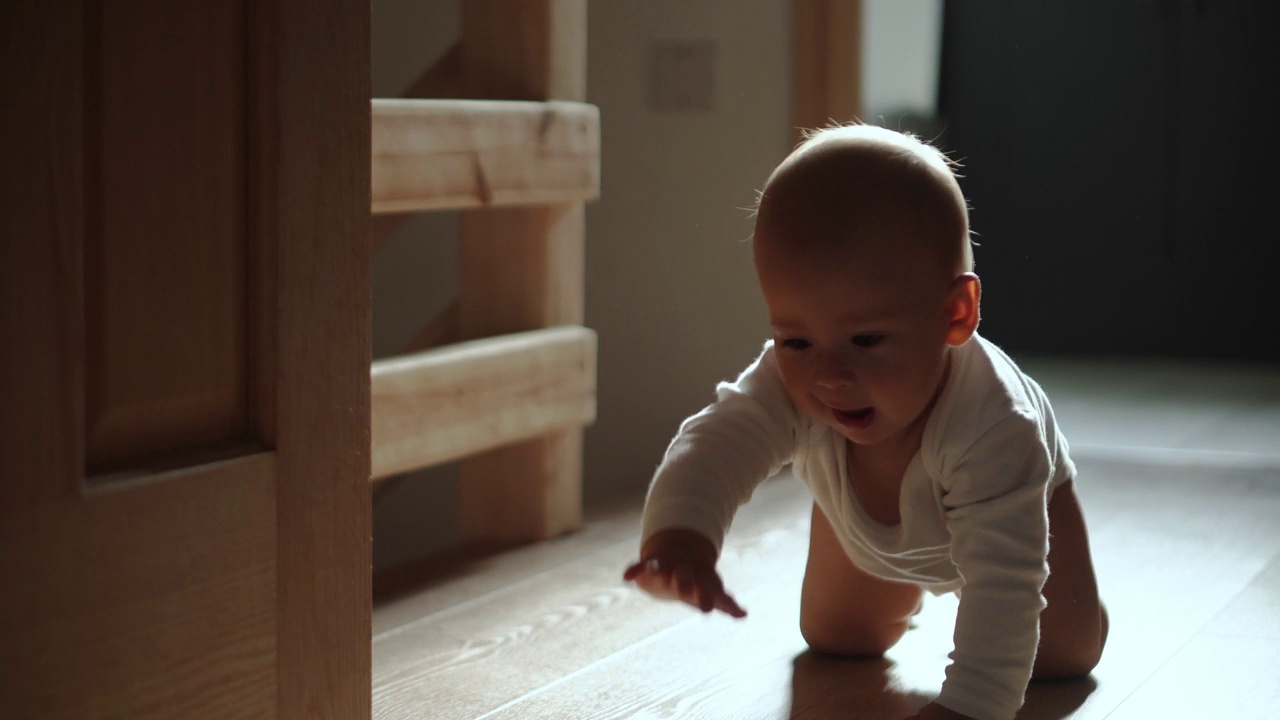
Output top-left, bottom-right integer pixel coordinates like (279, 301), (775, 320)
(752, 124), (981, 449)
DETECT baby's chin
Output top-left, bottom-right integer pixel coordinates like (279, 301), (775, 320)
(815, 408), (915, 448)
(813, 411), (886, 446)
(833, 423), (886, 446)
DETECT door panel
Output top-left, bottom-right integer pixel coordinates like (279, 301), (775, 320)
(86, 0), (252, 474)
(0, 0), (371, 718)
(3, 458), (277, 718)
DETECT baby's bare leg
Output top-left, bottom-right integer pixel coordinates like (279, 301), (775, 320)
(799, 503), (923, 656)
(1035, 480), (1108, 679)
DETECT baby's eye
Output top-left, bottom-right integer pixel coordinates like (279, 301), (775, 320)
(852, 334), (885, 348)
(779, 337), (811, 351)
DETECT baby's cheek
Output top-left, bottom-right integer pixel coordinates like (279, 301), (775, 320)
(776, 366), (812, 407)
(883, 364), (937, 414)
(785, 386), (828, 425)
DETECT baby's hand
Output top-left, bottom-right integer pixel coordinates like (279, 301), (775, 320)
(623, 528), (747, 618)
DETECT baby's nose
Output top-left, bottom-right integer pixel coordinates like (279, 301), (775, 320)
(816, 374), (853, 390)
(814, 356), (855, 389)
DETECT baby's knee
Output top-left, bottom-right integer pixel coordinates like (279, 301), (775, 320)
(1032, 643), (1102, 680)
(799, 614), (909, 658)
(1033, 604), (1108, 680)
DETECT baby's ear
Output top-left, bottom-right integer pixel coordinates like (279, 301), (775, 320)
(944, 273), (981, 346)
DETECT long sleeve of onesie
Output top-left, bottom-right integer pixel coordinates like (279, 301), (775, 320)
(641, 344), (799, 552)
(932, 412), (1053, 720)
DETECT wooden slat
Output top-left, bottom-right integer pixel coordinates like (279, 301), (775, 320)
(457, 0), (589, 544)
(370, 326), (596, 480)
(371, 42), (467, 251)
(792, 0), (863, 140)
(370, 99), (599, 214)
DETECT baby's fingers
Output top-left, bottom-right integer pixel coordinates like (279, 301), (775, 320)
(695, 574), (747, 618)
(686, 568), (746, 618)
(625, 561), (683, 601)
(622, 560), (651, 582)
(624, 559), (675, 591)
(623, 559), (745, 618)
(667, 566), (713, 612)
(712, 590), (748, 618)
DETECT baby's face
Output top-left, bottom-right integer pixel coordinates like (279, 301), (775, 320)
(755, 226), (960, 450)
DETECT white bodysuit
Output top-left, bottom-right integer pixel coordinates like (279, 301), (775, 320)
(640, 334), (1076, 720)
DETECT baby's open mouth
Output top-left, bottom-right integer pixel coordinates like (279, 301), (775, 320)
(832, 406), (875, 428)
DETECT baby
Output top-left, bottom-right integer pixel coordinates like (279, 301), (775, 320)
(623, 124), (1107, 720)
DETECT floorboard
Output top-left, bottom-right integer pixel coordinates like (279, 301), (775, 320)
(373, 456), (1280, 719)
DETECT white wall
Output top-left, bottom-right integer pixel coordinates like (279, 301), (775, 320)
(863, 0), (943, 122)
(581, 0), (791, 504)
(370, 0), (943, 570)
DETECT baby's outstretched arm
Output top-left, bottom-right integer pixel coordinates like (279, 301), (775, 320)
(623, 528), (747, 618)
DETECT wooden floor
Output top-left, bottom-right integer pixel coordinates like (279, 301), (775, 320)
(373, 362), (1280, 719)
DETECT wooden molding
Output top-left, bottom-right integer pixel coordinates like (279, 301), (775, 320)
(370, 326), (596, 479)
(792, 0), (863, 143)
(371, 99), (600, 214)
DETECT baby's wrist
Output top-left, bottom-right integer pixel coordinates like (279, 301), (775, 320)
(640, 527), (718, 566)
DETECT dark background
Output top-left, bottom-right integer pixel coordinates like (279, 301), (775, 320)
(937, 0), (1279, 361)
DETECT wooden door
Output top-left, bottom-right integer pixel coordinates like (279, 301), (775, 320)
(0, 2), (371, 719)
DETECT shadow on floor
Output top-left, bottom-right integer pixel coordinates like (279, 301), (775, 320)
(788, 651), (931, 719)
(1018, 675), (1098, 719)
(788, 650), (1099, 719)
